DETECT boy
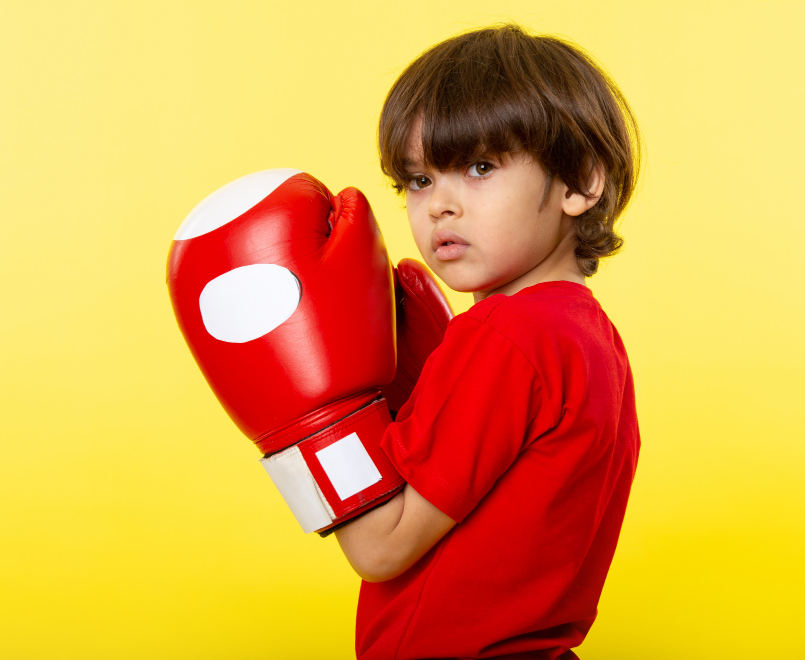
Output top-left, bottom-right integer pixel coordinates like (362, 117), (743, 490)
(334, 24), (642, 659)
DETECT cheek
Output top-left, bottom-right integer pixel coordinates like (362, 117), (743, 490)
(405, 202), (430, 249)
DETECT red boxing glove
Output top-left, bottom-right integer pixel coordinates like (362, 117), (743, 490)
(381, 259), (454, 418)
(167, 169), (404, 534)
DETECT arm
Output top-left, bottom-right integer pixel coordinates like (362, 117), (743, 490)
(335, 259), (456, 580)
(334, 483), (456, 582)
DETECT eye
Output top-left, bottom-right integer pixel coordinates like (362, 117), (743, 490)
(467, 162), (495, 178)
(407, 175), (432, 191)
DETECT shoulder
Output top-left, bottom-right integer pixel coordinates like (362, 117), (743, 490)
(456, 281), (606, 348)
(446, 282), (625, 396)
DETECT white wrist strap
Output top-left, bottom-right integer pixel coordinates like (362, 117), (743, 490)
(261, 431), (381, 533)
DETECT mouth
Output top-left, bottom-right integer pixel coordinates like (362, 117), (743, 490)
(435, 243), (469, 260)
(432, 229), (469, 252)
(432, 230), (470, 261)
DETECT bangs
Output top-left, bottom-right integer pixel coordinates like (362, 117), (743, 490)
(380, 28), (551, 191)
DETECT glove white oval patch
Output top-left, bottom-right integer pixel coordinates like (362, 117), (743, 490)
(174, 168), (303, 240)
(199, 264), (301, 343)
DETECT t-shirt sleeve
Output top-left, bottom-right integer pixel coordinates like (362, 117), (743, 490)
(380, 314), (553, 523)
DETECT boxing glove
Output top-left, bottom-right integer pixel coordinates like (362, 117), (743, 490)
(167, 168), (404, 534)
(381, 259), (454, 418)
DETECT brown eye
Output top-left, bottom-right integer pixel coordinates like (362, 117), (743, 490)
(468, 162), (494, 177)
(408, 175), (432, 191)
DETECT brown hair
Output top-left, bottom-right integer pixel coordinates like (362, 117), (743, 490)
(378, 23), (642, 276)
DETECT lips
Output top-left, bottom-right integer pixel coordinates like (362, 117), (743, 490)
(431, 229), (468, 252)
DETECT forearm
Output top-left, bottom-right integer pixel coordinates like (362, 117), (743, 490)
(334, 484), (456, 582)
(334, 490), (405, 581)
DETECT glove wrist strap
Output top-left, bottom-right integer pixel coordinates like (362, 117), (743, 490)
(259, 398), (404, 534)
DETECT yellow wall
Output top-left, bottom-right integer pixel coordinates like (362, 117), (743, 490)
(2, 1), (803, 657)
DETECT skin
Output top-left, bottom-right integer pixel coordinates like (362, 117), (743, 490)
(335, 122), (604, 583)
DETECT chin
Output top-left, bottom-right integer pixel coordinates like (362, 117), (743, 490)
(437, 273), (490, 295)
(429, 269), (463, 292)
(428, 260), (500, 294)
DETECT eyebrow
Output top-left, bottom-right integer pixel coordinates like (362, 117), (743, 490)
(401, 157), (423, 170)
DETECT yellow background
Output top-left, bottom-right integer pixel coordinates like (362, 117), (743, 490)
(1, 1), (803, 657)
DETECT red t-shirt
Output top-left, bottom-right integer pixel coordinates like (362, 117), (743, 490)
(355, 281), (640, 660)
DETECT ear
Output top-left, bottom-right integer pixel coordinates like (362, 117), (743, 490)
(561, 162), (605, 217)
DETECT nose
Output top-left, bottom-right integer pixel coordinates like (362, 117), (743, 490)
(427, 178), (462, 221)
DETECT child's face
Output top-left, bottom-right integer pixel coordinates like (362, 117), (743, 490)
(402, 127), (588, 300)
